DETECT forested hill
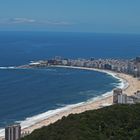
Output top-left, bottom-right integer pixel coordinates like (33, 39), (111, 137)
(21, 104), (140, 140)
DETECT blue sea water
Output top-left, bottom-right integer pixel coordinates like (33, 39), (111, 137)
(0, 67), (120, 128)
(0, 32), (139, 131)
(0, 32), (140, 66)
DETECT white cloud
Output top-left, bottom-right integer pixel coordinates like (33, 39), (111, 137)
(0, 18), (74, 26)
(42, 20), (74, 25)
(10, 18), (36, 24)
(0, 18), (36, 24)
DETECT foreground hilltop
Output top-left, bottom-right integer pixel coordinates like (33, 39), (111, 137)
(21, 104), (140, 140)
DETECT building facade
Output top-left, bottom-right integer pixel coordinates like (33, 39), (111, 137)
(118, 94), (127, 104)
(5, 124), (21, 140)
(113, 88), (123, 104)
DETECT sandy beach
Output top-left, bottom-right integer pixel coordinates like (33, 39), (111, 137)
(20, 66), (140, 134)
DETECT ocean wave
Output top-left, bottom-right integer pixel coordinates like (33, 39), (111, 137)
(56, 103), (67, 107)
(78, 90), (97, 95)
(43, 68), (57, 72)
(0, 66), (16, 70)
(101, 70), (128, 90)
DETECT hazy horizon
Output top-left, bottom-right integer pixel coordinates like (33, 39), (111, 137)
(0, 0), (140, 34)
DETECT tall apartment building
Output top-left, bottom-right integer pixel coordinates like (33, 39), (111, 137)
(113, 88), (123, 104)
(113, 88), (129, 104)
(118, 94), (127, 104)
(5, 124), (21, 140)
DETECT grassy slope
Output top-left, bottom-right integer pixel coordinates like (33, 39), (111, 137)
(21, 104), (140, 140)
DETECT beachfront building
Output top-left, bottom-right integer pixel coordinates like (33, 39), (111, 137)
(112, 88), (140, 104)
(61, 59), (68, 65)
(113, 88), (123, 104)
(21, 131), (30, 138)
(5, 124), (21, 140)
(113, 91), (128, 104)
(134, 90), (140, 97)
(118, 94), (127, 104)
(113, 88), (131, 104)
(127, 96), (135, 104)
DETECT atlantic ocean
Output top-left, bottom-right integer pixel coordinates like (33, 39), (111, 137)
(0, 31), (140, 66)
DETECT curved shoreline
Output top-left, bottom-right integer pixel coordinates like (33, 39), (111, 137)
(53, 65), (128, 89)
(0, 66), (139, 138)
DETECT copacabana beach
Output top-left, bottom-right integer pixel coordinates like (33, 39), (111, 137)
(0, 66), (122, 138)
(0, 66), (139, 140)
(17, 66), (140, 135)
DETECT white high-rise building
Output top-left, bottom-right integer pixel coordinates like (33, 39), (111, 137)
(5, 124), (21, 140)
(118, 94), (127, 104)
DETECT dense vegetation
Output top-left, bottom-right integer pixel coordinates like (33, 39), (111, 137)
(21, 104), (140, 140)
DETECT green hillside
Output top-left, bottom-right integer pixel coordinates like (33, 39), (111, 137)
(21, 104), (140, 140)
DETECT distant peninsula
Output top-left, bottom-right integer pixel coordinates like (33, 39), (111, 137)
(19, 56), (140, 78)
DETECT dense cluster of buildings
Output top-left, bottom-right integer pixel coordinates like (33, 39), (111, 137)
(113, 88), (140, 104)
(28, 56), (140, 78)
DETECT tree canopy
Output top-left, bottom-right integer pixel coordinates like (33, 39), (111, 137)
(21, 104), (140, 140)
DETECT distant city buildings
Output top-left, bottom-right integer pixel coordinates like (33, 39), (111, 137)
(5, 124), (21, 140)
(25, 56), (140, 78)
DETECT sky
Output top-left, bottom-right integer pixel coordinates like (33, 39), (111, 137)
(0, 0), (140, 33)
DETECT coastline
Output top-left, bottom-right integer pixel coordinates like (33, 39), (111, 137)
(21, 66), (140, 134)
(0, 66), (140, 139)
